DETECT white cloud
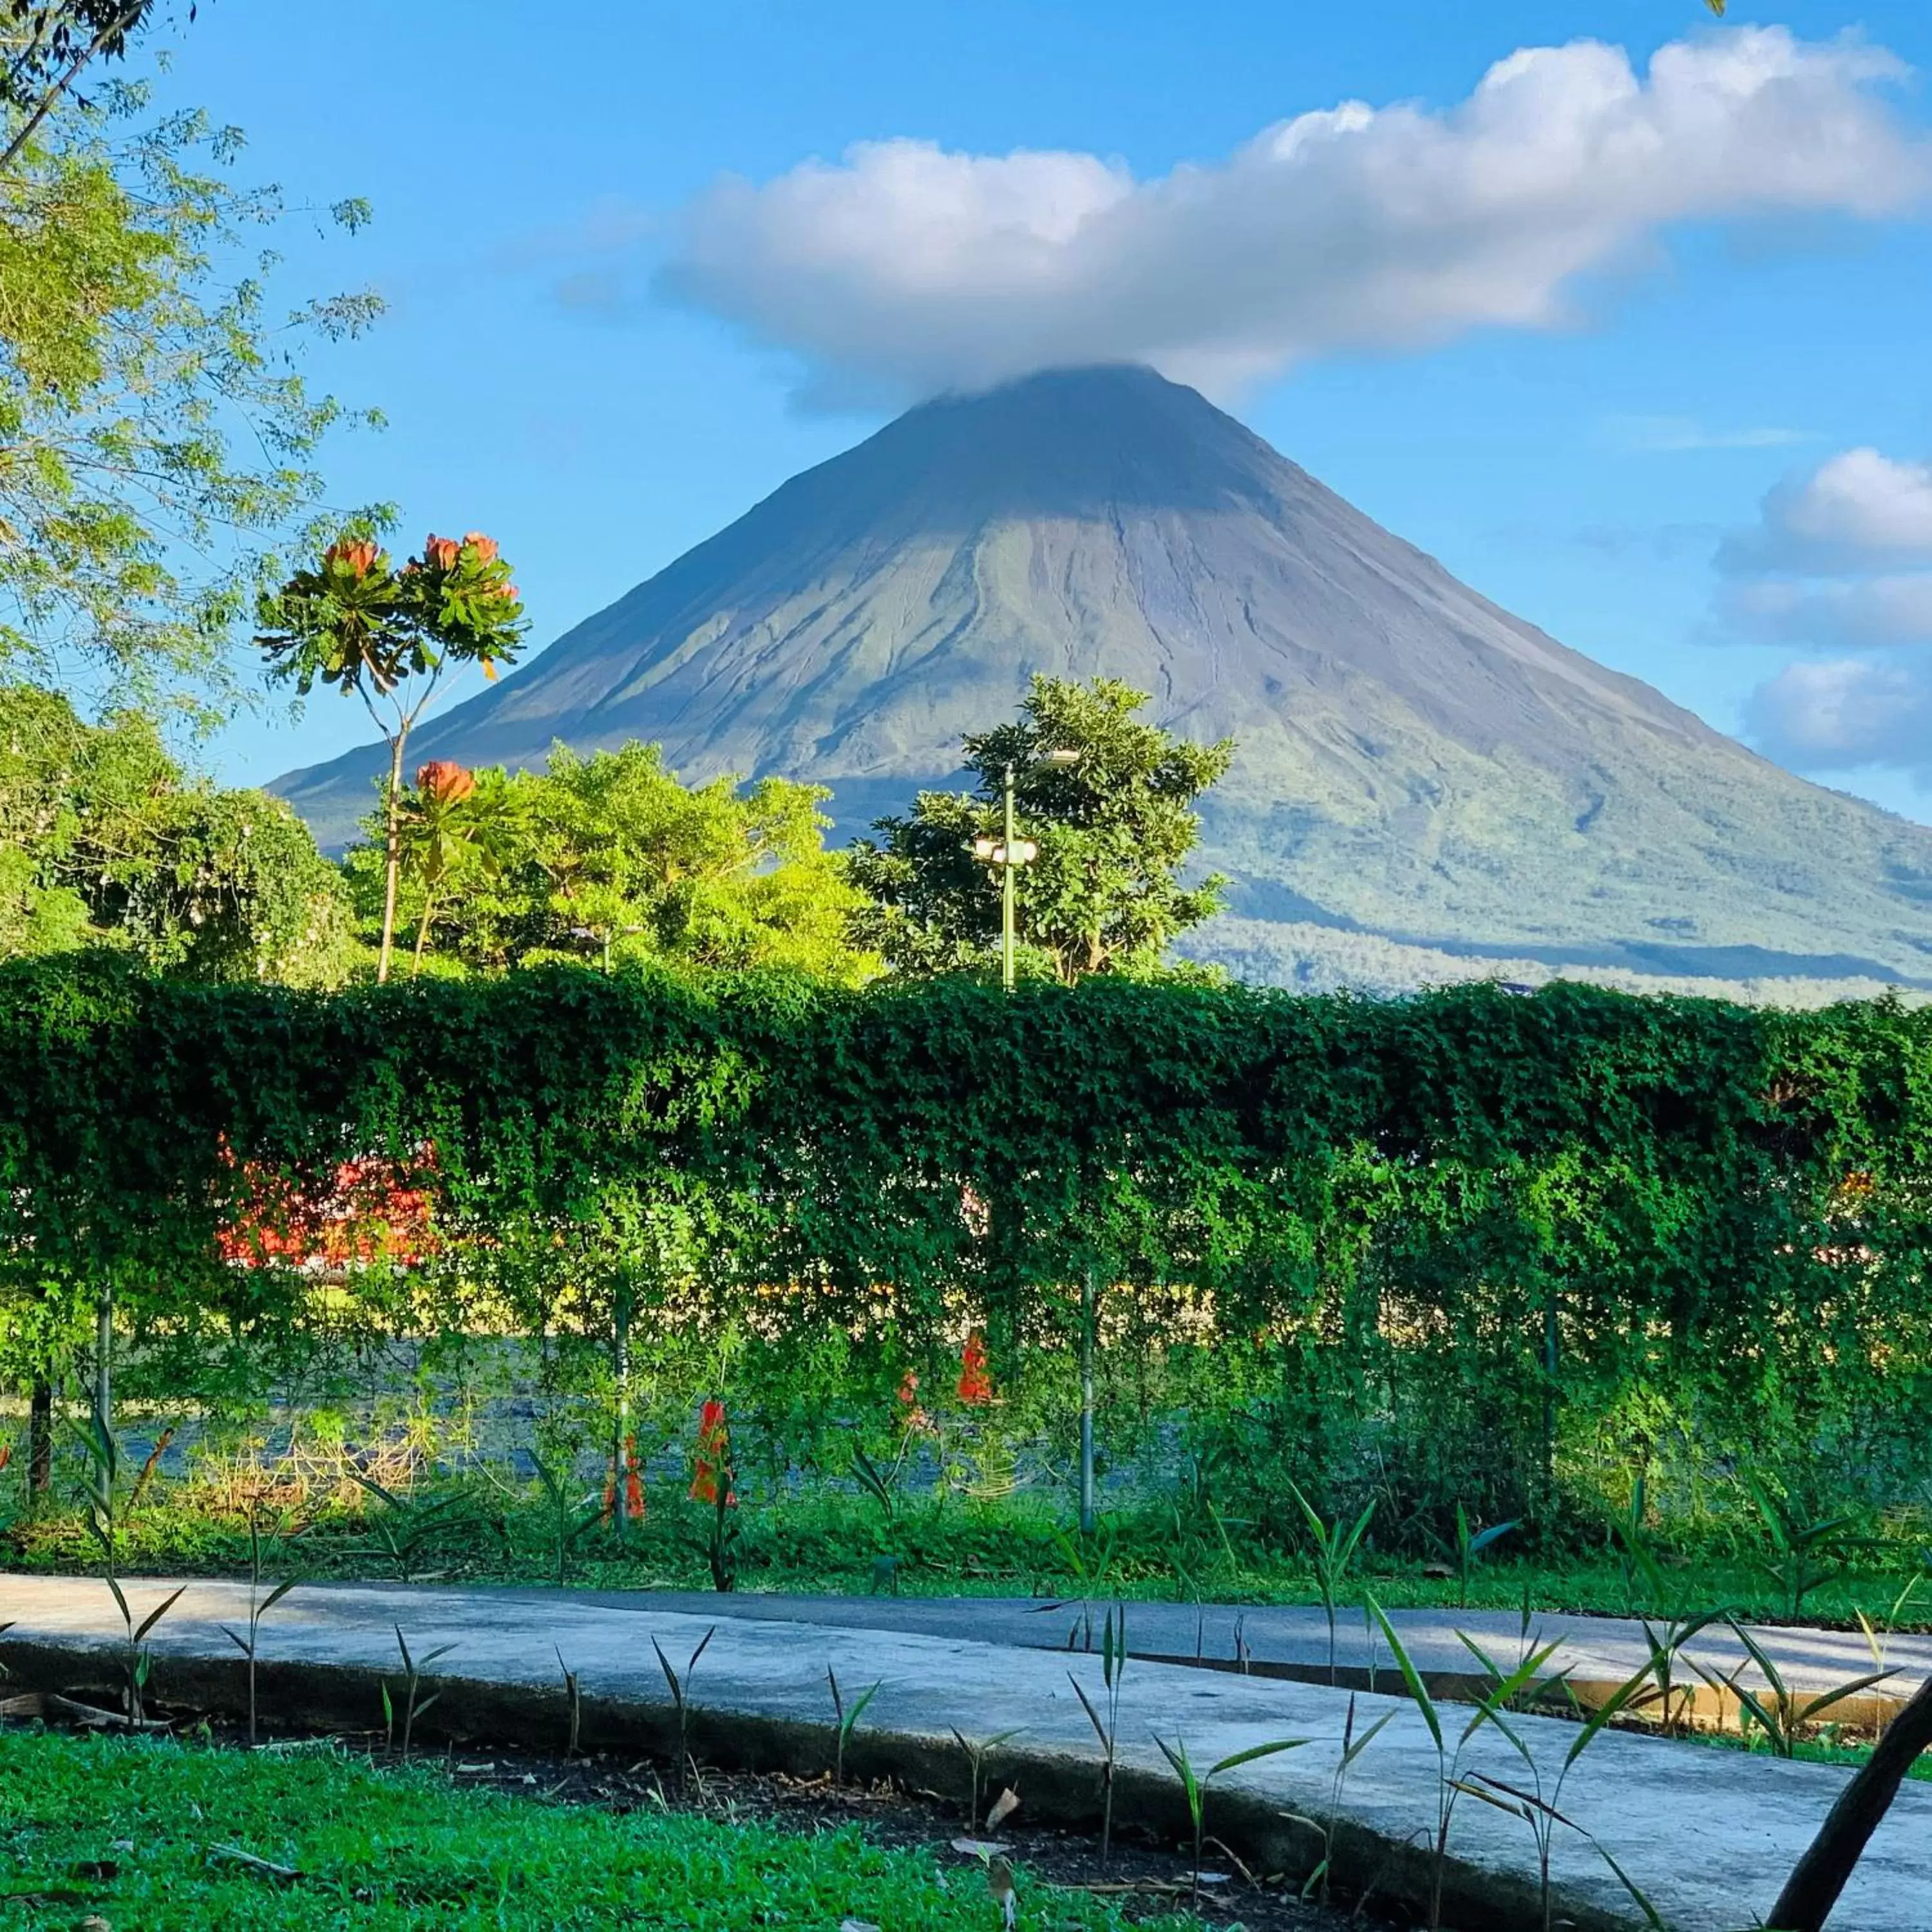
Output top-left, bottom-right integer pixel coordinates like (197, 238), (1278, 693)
(1748, 658), (1932, 770)
(1728, 451), (1932, 775)
(1726, 572), (1932, 649)
(660, 27), (1927, 400)
(1604, 415), (1810, 454)
(1724, 447), (1932, 574)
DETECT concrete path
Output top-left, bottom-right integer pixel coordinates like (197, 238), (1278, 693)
(4, 1574), (1931, 1931)
(549, 1587), (1932, 1709)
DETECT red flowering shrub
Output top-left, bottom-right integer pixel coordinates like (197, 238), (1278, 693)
(956, 1332), (994, 1405)
(689, 1399), (735, 1506)
(217, 1146), (437, 1271)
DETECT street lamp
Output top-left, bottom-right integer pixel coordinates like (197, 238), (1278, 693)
(973, 748), (1079, 991)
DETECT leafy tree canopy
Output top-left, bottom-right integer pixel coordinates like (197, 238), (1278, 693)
(342, 739), (878, 985)
(1, 46), (379, 714)
(849, 676), (1233, 983)
(0, 680), (355, 982)
(3, 3), (160, 122)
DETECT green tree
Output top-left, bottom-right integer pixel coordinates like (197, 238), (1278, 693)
(0, 680), (356, 982)
(3, 4), (162, 162)
(344, 740), (876, 984)
(849, 676), (1233, 983)
(2, 59), (379, 708)
(256, 531), (527, 982)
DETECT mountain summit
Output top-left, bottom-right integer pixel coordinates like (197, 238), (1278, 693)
(276, 365), (1932, 989)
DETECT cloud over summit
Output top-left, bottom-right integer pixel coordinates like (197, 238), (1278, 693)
(661, 27), (1927, 400)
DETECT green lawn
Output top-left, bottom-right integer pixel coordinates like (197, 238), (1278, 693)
(6, 1482), (1925, 1633)
(0, 1730), (1202, 1932)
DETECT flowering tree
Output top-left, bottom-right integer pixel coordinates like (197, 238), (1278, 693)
(255, 531), (526, 980)
(398, 759), (510, 976)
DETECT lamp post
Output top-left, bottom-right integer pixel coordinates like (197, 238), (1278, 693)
(971, 746), (1096, 1529)
(974, 748), (1079, 991)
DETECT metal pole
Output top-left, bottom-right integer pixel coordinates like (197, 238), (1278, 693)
(1079, 1265), (1097, 1534)
(1542, 1287), (1558, 1506)
(613, 1278), (632, 1549)
(1001, 762), (1016, 992)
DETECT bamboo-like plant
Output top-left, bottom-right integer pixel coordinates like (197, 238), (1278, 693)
(388, 1625), (456, 1761)
(1152, 1730), (1307, 1904)
(1285, 1478), (1374, 1684)
(346, 1471), (495, 1585)
(1452, 1629), (1665, 1930)
(1285, 1693), (1393, 1906)
(528, 1452), (603, 1586)
(950, 1725), (1027, 1832)
(826, 1666), (884, 1785)
(1067, 1604), (1128, 1868)
(1453, 1503), (1517, 1609)
(1747, 1478), (1862, 1620)
(1368, 1593), (1550, 1931)
(652, 1626), (715, 1794)
(1694, 1617), (1893, 1757)
(78, 1403), (182, 1727)
(218, 1499), (300, 1745)
(557, 1648), (583, 1758)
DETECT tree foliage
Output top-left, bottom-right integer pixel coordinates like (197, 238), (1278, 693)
(257, 531), (527, 980)
(343, 741), (877, 985)
(0, 681), (355, 981)
(850, 676), (1232, 981)
(1, 44), (378, 711)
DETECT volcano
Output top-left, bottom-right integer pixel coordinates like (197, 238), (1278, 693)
(275, 365), (1932, 990)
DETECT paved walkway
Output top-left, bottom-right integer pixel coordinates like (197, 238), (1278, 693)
(3, 1575), (1930, 1930)
(539, 1587), (1932, 1703)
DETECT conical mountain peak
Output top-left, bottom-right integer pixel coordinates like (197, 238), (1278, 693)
(276, 370), (1932, 992)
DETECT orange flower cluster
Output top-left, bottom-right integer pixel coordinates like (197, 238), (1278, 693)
(217, 1151), (437, 1271)
(689, 1399), (735, 1506)
(325, 538), (381, 576)
(416, 760), (475, 804)
(603, 1435), (645, 1523)
(956, 1332), (994, 1405)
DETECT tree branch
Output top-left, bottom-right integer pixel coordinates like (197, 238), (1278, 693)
(1, 1), (150, 175)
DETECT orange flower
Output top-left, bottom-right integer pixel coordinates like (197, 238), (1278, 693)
(416, 760), (475, 804)
(462, 532), (500, 564)
(603, 1435), (645, 1523)
(689, 1397), (736, 1506)
(956, 1332), (993, 1405)
(0, 1443), (10, 1474)
(422, 534), (462, 571)
(325, 538), (379, 576)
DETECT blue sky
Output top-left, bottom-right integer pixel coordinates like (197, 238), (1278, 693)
(160, 1), (1932, 820)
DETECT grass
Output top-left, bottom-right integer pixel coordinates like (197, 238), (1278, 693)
(0, 1729), (1207, 1931)
(6, 1480), (1930, 1634)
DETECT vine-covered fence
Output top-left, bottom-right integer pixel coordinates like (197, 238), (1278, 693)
(4, 953), (1931, 1539)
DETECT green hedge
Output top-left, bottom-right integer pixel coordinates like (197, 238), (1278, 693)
(5, 952), (1932, 1520)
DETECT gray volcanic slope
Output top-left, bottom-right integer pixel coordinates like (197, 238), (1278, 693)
(276, 365), (1932, 986)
